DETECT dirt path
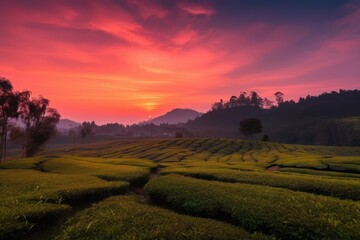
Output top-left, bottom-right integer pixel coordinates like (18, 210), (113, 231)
(33, 160), (47, 172)
(128, 167), (161, 202)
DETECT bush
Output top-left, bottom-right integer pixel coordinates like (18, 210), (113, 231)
(55, 196), (271, 240)
(161, 167), (360, 200)
(145, 174), (360, 240)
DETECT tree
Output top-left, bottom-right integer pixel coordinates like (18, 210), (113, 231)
(211, 99), (224, 111)
(20, 97), (60, 157)
(239, 118), (262, 140)
(0, 78), (30, 161)
(238, 92), (250, 106)
(263, 98), (273, 109)
(250, 91), (263, 108)
(274, 92), (284, 105)
(79, 121), (93, 138)
(229, 96), (238, 108)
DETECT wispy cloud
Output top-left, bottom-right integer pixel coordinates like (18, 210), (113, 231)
(180, 2), (216, 15)
(0, 0), (359, 123)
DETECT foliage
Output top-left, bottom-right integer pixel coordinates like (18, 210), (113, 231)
(0, 169), (128, 238)
(145, 174), (360, 240)
(239, 118), (263, 139)
(20, 97), (61, 157)
(211, 91), (265, 111)
(0, 77), (30, 161)
(79, 121), (95, 138)
(274, 91), (284, 105)
(1, 138), (360, 239)
(188, 89), (360, 145)
(0, 154), (155, 237)
(42, 138), (360, 178)
(1, 77), (60, 158)
(55, 196), (270, 240)
(161, 167), (360, 200)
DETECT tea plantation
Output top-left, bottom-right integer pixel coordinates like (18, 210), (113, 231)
(1, 138), (360, 239)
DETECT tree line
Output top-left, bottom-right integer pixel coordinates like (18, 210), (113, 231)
(67, 121), (189, 140)
(0, 77), (60, 161)
(211, 91), (284, 111)
(188, 89), (360, 145)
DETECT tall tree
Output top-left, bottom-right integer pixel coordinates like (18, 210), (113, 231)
(239, 118), (263, 140)
(211, 99), (224, 111)
(250, 91), (264, 108)
(238, 92), (250, 106)
(20, 97), (60, 157)
(229, 96), (238, 108)
(0, 78), (30, 161)
(263, 98), (274, 109)
(0, 78), (13, 162)
(274, 92), (284, 105)
(79, 121), (93, 138)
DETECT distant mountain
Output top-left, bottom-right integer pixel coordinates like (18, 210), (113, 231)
(58, 119), (81, 129)
(145, 108), (202, 125)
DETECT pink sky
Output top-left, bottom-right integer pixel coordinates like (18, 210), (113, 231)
(1, 0), (359, 124)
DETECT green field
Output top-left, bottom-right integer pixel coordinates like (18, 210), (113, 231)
(1, 138), (360, 239)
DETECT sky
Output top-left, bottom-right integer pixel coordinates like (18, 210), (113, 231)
(1, 0), (359, 124)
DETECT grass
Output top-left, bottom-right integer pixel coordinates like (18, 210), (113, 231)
(145, 174), (360, 240)
(1, 138), (360, 239)
(0, 170), (128, 204)
(0, 169), (128, 238)
(1, 155), (153, 185)
(160, 167), (360, 200)
(42, 138), (360, 178)
(1, 201), (70, 239)
(55, 196), (271, 240)
(42, 156), (151, 185)
(279, 167), (360, 178)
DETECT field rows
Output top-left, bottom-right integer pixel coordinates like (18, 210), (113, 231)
(50, 138), (360, 177)
(1, 138), (360, 239)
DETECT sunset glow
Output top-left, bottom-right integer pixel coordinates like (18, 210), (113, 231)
(1, 0), (359, 124)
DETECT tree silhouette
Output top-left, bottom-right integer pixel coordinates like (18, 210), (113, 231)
(20, 96), (60, 157)
(263, 98), (274, 109)
(0, 78), (30, 161)
(229, 96), (238, 108)
(250, 91), (264, 108)
(79, 121), (93, 138)
(211, 99), (224, 111)
(239, 118), (263, 140)
(274, 92), (284, 105)
(238, 92), (250, 106)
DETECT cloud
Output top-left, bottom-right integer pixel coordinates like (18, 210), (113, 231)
(0, 0), (359, 124)
(180, 2), (216, 15)
(126, 0), (169, 20)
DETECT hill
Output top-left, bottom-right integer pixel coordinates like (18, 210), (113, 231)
(58, 119), (80, 129)
(186, 90), (360, 146)
(144, 108), (202, 125)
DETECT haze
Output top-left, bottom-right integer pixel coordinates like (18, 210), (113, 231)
(1, 0), (359, 124)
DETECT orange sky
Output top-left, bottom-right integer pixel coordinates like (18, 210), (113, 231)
(1, 0), (360, 124)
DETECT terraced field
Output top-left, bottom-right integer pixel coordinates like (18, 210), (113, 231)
(1, 138), (360, 239)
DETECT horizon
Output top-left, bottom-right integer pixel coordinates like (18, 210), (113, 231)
(1, 0), (360, 124)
